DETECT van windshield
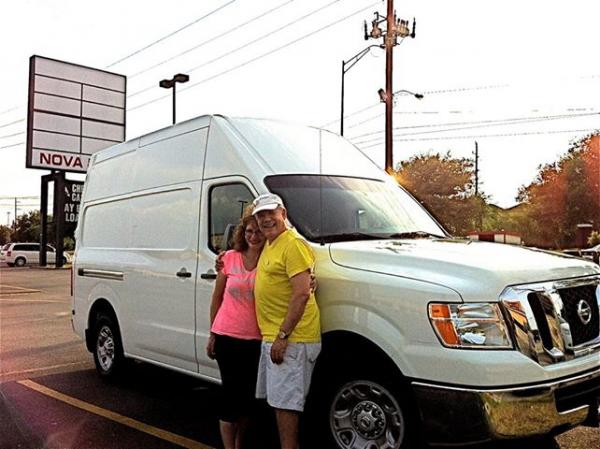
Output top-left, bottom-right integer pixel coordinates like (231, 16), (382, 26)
(265, 175), (447, 243)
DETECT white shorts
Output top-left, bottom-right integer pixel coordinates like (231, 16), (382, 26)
(256, 341), (321, 412)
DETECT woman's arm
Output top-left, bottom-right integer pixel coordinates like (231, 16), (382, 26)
(207, 271), (227, 359)
(209, 271), (227, 325)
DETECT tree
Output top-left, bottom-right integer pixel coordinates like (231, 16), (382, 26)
(12, 210), (42, 243)
(394, 152), (487, 235)
(517, 133), (600, 248)
(0, 225), (11, 245)
(588, 231), (600, 247)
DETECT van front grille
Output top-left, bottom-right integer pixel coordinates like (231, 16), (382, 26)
(557, 285), (600, 346)
(501, 276), (600, 366)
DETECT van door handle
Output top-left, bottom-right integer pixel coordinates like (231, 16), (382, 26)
(176, 268), (192, 278)
(200, 271), (217, 280)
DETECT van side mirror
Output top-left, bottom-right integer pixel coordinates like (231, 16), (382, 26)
(223, 224), (236, 251)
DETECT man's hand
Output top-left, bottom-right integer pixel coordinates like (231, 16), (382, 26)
(215, 251), (225, 272)
(309, 272), (317, 293)
(270, 338), (288, 364)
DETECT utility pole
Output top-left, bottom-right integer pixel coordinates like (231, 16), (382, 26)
(385, 0), (394, 174)
(14, 197), (18, 233)
(474, 141), (479, 196)
(364, 3), (415, 173)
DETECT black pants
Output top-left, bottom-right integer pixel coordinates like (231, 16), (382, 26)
(214, 334), (261, 423)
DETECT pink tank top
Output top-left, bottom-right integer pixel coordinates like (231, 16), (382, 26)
(211, 250), (262, 340)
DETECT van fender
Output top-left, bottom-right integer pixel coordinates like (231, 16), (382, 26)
(319, 302), (416, 378)
(84, 283), (125, 352)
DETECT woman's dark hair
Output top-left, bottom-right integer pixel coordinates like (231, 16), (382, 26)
(231, 206), (258, 252)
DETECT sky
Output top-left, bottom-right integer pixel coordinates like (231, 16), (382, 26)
(1, 0), (600, 226)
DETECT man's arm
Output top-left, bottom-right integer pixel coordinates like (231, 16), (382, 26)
(270, 269), (311, 364)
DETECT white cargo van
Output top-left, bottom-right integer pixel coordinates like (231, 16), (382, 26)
(73, 115), (599, 448)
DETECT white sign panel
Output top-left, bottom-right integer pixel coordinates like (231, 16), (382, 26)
(26, 55), (126, 173)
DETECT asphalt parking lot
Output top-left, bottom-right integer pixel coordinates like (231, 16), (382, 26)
(0, 265), (598, 449)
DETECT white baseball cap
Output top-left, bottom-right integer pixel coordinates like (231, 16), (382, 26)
(252, 193), (284, 215)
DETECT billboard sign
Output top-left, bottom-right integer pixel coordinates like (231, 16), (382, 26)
(64, 180), (84, 224)
(26, 55), (126, 173)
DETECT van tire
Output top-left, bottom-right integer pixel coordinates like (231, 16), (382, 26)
(92, 313), (126, 378)
(306, 359), (418, 449)
(14, 257), (26, 267)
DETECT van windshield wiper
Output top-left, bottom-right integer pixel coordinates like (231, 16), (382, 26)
(386, 231), (446, 239)
(318, 232), (386, 243)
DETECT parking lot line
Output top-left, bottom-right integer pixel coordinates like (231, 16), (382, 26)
(17, 379), (214, 449)
(0, 284), (41, 295)
(1, 361), (90, 379)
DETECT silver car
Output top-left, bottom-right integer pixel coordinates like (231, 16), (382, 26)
(0, 242), (67, 267)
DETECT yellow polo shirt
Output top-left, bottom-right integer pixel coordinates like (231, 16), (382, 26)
(255, 228), (321, 343)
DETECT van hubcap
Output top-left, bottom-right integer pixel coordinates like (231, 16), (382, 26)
(351, 400), (386, 439)
(331, 380), (404, 449)
(97, 326), (115, 371)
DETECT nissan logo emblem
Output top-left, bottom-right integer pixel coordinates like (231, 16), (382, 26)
(576, 300), (593, 325)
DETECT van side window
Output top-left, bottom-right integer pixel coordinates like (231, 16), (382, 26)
(209, 184), (254, 253)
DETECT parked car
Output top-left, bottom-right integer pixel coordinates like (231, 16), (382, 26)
(0, 242), (67, 266)
(73, 116), (600, 448)
(564, 245), (600, 264)
(581, 244), (600, 264)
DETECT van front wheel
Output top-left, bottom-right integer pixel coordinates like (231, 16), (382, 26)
(329, 379), (409, 449)
(92, 314), (125, 378)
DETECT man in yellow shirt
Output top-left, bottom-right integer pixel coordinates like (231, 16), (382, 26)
(252, 193), (321, 449)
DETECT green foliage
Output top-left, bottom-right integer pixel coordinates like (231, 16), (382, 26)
(394, 152), (487, 236)
(12, 210), (41, 243)
(0, 225), (11, 245)
(63, 236), (75, 251)
(392, 132), (599, 248)
(516, 133), (599, 248)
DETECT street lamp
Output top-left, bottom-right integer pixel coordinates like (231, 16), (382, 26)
(159, 73), (190, 125)
(340, 45), (382, 136)
(378, 88), (424, 103)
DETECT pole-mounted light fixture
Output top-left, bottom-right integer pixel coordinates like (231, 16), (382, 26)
(378, 88), (424, 102)
(159, 73), (190, 125)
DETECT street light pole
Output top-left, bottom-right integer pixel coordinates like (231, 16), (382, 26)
(340, 60), (345, 136)
(159, 73), (190, 125)
(340, 45), (381, 136)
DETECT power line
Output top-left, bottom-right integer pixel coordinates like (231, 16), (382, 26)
(0, 196), (40, 200)
(320, 84), (512, 128)
(106, 0), (238, 68)
(0, 118), (25, 129)
(130, 1), (379, 112)
(0, 131), (25, 140)
(0, 106), (22, 117)
(355, 128), (599, 148)
(128, 0), (347, 99)
(349, 111), (600, 144)
(128, 0), (294, 79)
(0, 141), (24, 150)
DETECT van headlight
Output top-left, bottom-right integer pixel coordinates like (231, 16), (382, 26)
(428, 303), (513, 349)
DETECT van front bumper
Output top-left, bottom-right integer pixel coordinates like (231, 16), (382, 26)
(412, 368), (600, 446)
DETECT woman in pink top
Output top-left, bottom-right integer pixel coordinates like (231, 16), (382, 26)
(206, 212), (264, 449)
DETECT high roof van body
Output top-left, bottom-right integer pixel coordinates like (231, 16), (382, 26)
(73, 115), (600, 448)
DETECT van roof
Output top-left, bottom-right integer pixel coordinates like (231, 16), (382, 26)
(86, 115), (390, 202)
